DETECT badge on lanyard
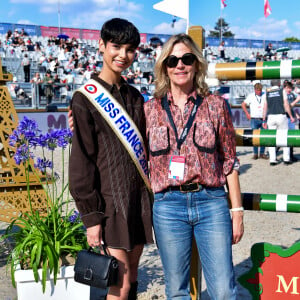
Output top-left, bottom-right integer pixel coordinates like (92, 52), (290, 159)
(168, 155), (185, 180)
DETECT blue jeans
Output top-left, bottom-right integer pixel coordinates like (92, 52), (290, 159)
(250, 118), (265, 155)
(288, 117), (295, 130)
(153, 187), (236, 299)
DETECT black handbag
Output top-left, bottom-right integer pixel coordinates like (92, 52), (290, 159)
(74, 246), (119, 289)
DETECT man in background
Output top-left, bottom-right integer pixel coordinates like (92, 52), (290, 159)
(262, 80), (295, 165)
(242, 82), (268, 159)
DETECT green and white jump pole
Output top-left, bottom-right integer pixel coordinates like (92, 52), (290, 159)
(208, 60), (300, 80)
(235, 129), (300, 147)
(243, 193), (300, 213)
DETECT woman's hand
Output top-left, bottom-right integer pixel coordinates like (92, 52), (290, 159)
(231, 211), (244, 244)
(86, 224), (102, 247)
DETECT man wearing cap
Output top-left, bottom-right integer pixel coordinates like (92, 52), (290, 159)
(242, 82), (268, 159)
(262, 79), (295, 165)
(140, 86), (151, 102)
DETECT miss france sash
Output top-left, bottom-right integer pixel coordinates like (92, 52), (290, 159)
(78, 79), (151, 191)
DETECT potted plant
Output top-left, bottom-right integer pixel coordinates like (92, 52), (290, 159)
(1, 116), (90, 299)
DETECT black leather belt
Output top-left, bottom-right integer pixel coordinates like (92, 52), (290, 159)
(164, 182), (204, 193)
(251, 118), (263, 120)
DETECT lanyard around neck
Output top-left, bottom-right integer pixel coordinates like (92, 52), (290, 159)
(162, 95), (202, 150)
(255, 94), (262, 104)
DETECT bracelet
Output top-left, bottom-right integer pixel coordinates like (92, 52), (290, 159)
(231, 207), (244, 212)
(262, 120), (266, 123)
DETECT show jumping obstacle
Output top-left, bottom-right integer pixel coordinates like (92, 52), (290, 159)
(187, 27), (300, 299)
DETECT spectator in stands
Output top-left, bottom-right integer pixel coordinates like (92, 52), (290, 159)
(218, 40), (225, 60)
(88, 55), (96, 68)
(74, 62), (85, 75)
(73, 53), (79, 69)
(126, 70), (135, 84)
(11, 33), (20, 47)
(30, 72), (43, 103)
(147, 72), (154, 85)
(26, 38), (34, 51)
(134, 67), (143, 83)
(64, 70), (75, 90)
(38, 52), (48, 73)
(53, 74), (62, 100)
(5, 30), (12, 45)
(43, 70), (54, 105)
(20, 28), (28, 37)
(45, 41), (55, 57)
(80, 48), (89, 68)
(265, 42), (274, 59)
(49, 57), (60, 73)
(262, 79), (295, 165)
(140, 86), (150, 102)
(64, 56), (75, 73)
(57, 45), (67, 62)
(82, 65), (93, 83)
(21, 53), (31, 82)
(95, 49), (102, 67)
(241, 82), (268, 159)
(47, 35), (56, 44)
(34, 41), (42, 52)
(248, 52), (255, 62)
(256, 52), (263, 61)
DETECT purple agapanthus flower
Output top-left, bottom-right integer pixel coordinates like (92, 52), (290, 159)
(68, 211), (81, 223)
(14, 144), (32, 165)
(9, 116), (40, 148)
(46, 130), (59, 151)
(36, 133), (49, 148)
(57, 129), (73, 149)
(34, 157), (53, 173)
(39, 129), (73, 151)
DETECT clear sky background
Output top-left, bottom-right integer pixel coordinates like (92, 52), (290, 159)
(1, 0), (300, 41)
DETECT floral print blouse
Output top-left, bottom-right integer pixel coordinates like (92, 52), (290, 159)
(144, 91), (238, 193)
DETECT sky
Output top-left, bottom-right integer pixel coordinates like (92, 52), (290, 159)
(1, 0), (300, 41)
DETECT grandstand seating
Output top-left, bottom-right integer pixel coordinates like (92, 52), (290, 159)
(2, 32), (300, 109)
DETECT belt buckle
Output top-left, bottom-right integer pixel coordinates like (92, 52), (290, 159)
(180, 182), (201, 193)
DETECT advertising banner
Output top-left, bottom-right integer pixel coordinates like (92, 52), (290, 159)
(224, 39), (235, 47)
(277, 41), (289, 48)
(0, 23), (13, 35)
(235, 39), (249, 48)
(290, 43), (300, 50)
(250, 40), (264, 48)
(13, 24), (39, 36)
(206, 37), (220, 46)
(61, 27), (80, 39)
(18, 112), (68, 132)
(81, 29), (100, 40)
(40, 26), (59, 37)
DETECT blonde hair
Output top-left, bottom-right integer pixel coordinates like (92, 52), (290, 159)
(154, 33), (209, 99)
(254, 83), (263, 91)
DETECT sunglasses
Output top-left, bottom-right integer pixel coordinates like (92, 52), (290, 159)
(164, 53), (197, 68)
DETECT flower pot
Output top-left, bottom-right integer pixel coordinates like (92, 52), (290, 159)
(14, 265), (104, 300)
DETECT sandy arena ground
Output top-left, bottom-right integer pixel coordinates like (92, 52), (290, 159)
(1, 146), (299, 300)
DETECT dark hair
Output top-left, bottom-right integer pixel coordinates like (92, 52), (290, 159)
(101, 18), (140, 49)
(284, 81), (293, 89)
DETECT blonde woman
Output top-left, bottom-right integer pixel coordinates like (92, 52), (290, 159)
(144, 34), (244, 299)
